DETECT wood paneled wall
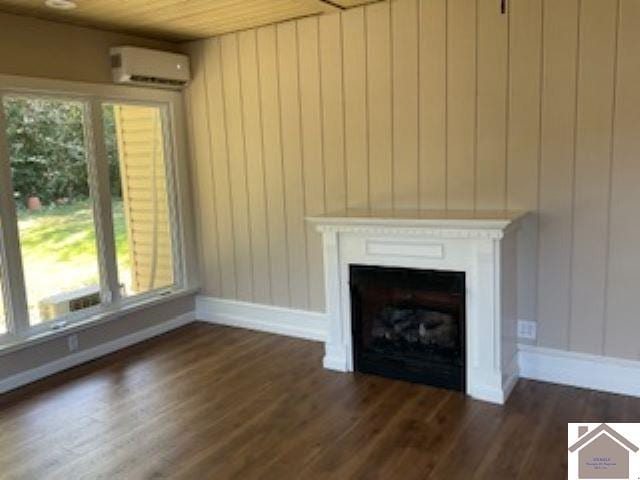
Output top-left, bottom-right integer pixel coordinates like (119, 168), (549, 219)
(185, 0), (640, 360)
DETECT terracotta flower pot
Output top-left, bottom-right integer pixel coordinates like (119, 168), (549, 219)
(27, 196), (42, 211)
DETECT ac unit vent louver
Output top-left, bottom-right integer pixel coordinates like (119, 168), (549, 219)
(129, 75), (186, 87)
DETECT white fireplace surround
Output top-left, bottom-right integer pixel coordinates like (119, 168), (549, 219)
(308, 210), (527, 405)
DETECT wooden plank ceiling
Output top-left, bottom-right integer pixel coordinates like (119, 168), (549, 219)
(0, 0), (381, 41)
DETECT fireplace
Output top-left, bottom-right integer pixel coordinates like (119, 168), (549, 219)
(308, 210), (528, 403)
(350, 265), (465, 391)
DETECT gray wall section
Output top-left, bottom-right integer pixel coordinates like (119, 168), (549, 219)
(0, 294), (194, 381)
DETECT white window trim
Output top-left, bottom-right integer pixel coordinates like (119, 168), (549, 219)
(0, 74), (196, 350)
(0, 287), (198, 355)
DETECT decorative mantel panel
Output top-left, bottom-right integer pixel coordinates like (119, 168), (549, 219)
(307, 210), (528, 404)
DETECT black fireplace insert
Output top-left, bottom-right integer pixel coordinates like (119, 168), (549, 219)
(350, 265), (465, 391)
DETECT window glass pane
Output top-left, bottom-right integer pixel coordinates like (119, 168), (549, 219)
(4, 96), (101, 325)
(102, 103), (174, 297)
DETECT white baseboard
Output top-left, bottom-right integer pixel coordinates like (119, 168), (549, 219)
(196, 296), (326, 342)
(0, 311), (195, 395)
(503, 353), (520, 400)
(197, 297), (640, 399)
(469, 384), (508, 404)
(7, 298), (638, 400)
(519, 344), (640, 397)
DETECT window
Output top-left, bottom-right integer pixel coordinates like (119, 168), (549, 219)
(0, 79), (185, 343)
(5, 97), (102, 325)
(102, 103), (174, 297)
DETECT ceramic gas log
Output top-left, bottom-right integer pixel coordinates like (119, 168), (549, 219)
(351, 265), (465, 391)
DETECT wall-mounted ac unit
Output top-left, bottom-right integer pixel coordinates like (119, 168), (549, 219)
(110, 46), (190, 90)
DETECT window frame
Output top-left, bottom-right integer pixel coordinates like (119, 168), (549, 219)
(100, 99), (185, 305)
(0, 74), (191, 347)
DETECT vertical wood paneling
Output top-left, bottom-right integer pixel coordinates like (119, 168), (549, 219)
(536, 0), (579, 349)
(298, 16), (326, 311)
(366, 2), (392, 210)
(569, 0), (617, 355)
(605, 0), (640, 360)
(257, 25), (290, 307)
(476, 0), (507, 210)
(184, 42), (221, 296)
(446, 0), (476, 210)
(183, 51), (203, 284)
(342, 7), (369, 210)
(238, 30), (271, 304)
(188, 0), (640, 361)
(202, 38), (237, 299)
(418, 0), (447, 210)
(507, 0), (542, 211)
(277, 21), (309, 309)
(507, 0), (542, 328)
(319, 13), (346, 214)
(391, 0), (419, 209)
(220, 34), (254, 302)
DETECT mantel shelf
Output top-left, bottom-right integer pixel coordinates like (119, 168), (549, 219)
(306, 209), (527, 231)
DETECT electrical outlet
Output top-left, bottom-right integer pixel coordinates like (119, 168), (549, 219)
(67, 334), (79, 353)
(517, 320), (537, 340)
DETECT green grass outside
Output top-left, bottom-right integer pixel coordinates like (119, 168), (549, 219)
(15, 199), (130, 324)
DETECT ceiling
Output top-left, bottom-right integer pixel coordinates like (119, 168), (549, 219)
(0, 0), (382, 42)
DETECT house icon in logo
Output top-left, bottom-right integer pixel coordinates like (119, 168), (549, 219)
(569, 424), (639, 479)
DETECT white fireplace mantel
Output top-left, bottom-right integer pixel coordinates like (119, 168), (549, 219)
(307, 209), (528, 404)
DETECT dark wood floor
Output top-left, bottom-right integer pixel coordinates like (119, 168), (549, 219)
(1, 323), (639, 479)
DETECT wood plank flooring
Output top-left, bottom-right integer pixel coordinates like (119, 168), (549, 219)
(1, 322), (639, 479)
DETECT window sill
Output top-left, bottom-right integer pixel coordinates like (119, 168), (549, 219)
(0, 287), (198, 357)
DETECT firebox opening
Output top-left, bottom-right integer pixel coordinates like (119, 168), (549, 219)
(350, 265), (466, 391)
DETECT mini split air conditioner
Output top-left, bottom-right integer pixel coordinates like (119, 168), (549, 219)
(110, 46), (190, 89)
